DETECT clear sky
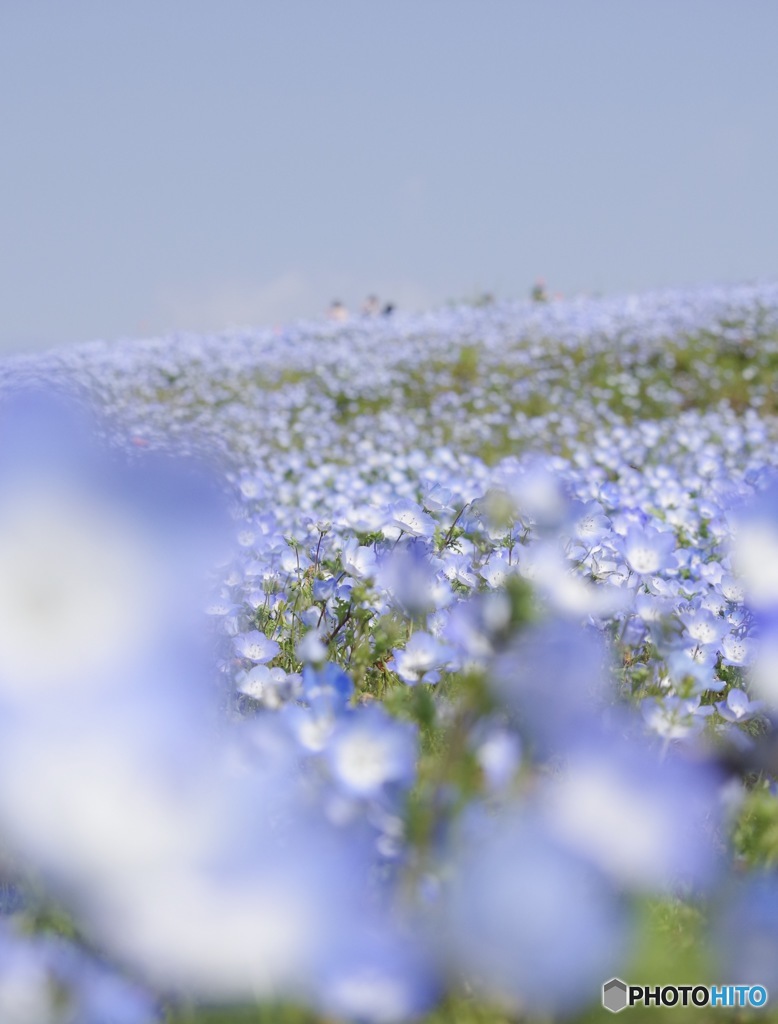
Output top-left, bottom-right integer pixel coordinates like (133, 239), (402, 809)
(1, 1), (777, 351)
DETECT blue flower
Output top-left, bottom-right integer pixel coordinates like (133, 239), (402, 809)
(716, 687), (764, 723)
(386, 499), (436, 539)
(326, 705), (417, 798)
(302, 662), (354, 711)
(233, 630), (280, 664)
(491, 617), (612, 754)
(391, 632), (453, 686)
(621, 525), (677, 576)
(443, 807), (630, 1015)
(341, 539), (377, 579)
(313, 923), (439, 1023)
(540, 733), (724, 891)
(720, 632), (756, 667)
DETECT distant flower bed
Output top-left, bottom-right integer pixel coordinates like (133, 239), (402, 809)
(2, 282), (778, 1022)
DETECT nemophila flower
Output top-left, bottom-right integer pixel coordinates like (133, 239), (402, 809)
(589, 550), (631, 587)
(522, 543), (627, 618)
(386, 499), (436, 539)
(491, 618), (613, 754)
(377, 540), (441, 617)
(609, 508), (647, 539)
(442, 807), (630, 1015)
(0, 478), (162, 699)
(300, 605), (322, 629)
(442, 595), (509, 663)
(442, 552), (478, 589)
(333, 578), (354, 603)
(699, 559), (725, 586)
(86, 792), (378, 1004)
(204, 594), (239, 618)
(280, 546), (310, 575)
(479, 551), (513, 589)
(238, 665), (276, 702)
(236, 525), (256, 548)
(641, 695), (714, 740)
(341, 538), (377, 578)
(326, 705), (417, 798)
(726, 603), (751, 630)
(501, 459), (570, 532)
(540, 734), (723, 891)
(312, 577), (336, 603)
(233, 630), (280, 664)
(471, 725), (522, 791)
(237, 665), (298, 708)
(297, 630), (328, 666)
(733, 479), (778, 614)
(719, 574), (745, 603)
(342, 504), (386, 533)
(241, 558), (268, 583)
(421, 482), (454, 513)
(238, 474), (262, 500)
(571, 499), (611, 543)
(664, 648), (725, 694)
(313, 922), (439, 1024)
(645, 574), (682, 599)
(680, 606), (726, 647)
(634, 590), (675, 624)
(677, 635), (721, 672)
(303, 515), (332, 538)
(392, 631), (452, 686)
(621, 525), (677, 576)
(720, 632), (756, 667)
(280, 703), (337, 754)
(0, 701), (226, 904)
(0, 390), (225, 709)
(666, 505), (697, 533)
(699, 589), (727, 615)
(716, 687), (764, 723)
(302, 661), (354, 710)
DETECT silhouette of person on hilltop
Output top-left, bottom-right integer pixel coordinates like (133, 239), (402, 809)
(327, 300), (349, 322)
(530, 278), (548, 303)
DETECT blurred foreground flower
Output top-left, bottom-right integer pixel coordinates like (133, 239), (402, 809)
(442, 807), (630, 1015)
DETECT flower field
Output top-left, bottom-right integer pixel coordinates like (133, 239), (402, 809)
(4, 282), (778, 1022)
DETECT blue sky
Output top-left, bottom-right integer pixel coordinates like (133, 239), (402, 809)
(1, 1), (777, 350)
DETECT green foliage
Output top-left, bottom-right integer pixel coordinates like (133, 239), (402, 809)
(451, 345), (480, 388)
(734, 783), (778, 868)
(166, 1004), (314, 1024)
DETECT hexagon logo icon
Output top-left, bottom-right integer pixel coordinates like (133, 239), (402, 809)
(603, 978), (628, 1013)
